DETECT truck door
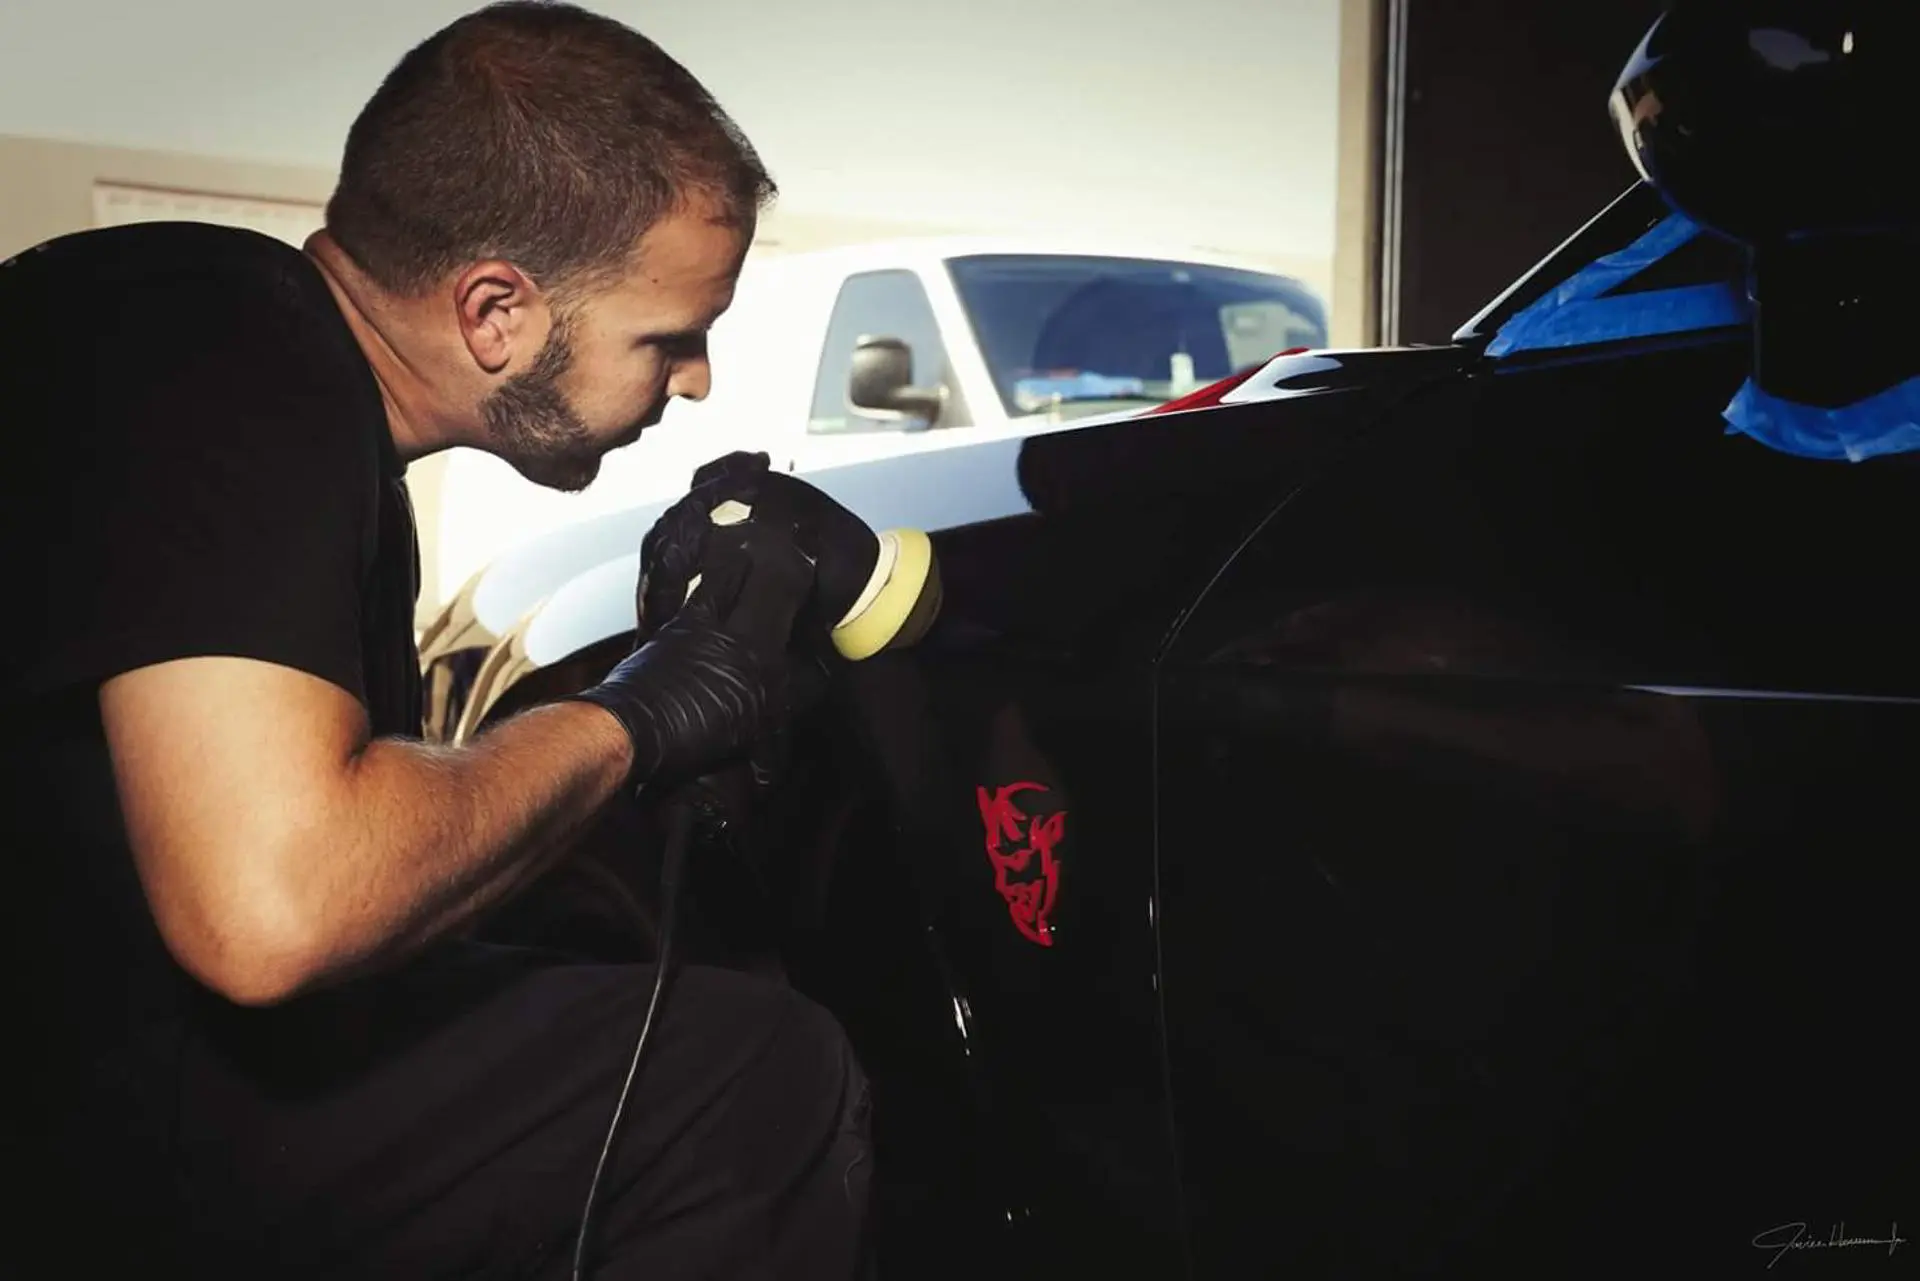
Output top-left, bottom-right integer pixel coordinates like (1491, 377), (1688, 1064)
(800, 269), (973, 472)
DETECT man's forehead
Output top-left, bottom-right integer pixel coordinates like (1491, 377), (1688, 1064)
(612, 214), (747, 310)
(643, 197), (749, 270)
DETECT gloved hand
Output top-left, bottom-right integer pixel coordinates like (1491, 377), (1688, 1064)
(638, 451), (882, 656)
(565, 504), (815, 792)
(625, 451), (867, 795)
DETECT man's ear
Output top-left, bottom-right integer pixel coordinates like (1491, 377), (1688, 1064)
(451, 259), (546, 375)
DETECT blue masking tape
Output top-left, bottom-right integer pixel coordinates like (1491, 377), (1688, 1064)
(1486, 212), (1749, 357)
(1723, 374), (1920, 463)
(1486, 207), (1919, 462)
(1485, 284), (1748, 356)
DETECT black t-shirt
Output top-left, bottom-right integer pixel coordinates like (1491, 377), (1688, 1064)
(0, 223), (421, 1109)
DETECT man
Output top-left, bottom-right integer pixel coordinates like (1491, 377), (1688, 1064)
(0, 4), (870, 1277)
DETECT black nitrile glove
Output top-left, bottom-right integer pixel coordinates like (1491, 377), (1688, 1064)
(631, 457), (848, 789)
(643, 451), (882, 653)
(567, 511), (814, 792)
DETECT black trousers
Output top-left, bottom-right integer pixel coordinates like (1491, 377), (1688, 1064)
(41, 945), (873, 1280)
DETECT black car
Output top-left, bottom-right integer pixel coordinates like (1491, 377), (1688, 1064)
(422, 18), (1918, 1277)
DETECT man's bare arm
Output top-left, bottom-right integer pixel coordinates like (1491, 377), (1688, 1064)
(102, 655), (633, 1006)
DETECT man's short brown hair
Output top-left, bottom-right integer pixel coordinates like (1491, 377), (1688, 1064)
(326, 1), (774, 297)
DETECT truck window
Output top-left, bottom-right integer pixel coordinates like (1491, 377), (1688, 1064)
(946, 254), (1327, 420)
(808, 270), (968, 433)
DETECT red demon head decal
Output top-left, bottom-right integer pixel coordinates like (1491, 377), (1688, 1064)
(977, 782), (1065, 947)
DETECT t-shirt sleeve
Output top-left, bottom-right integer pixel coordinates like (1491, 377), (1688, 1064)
(21, 267), (375, 706)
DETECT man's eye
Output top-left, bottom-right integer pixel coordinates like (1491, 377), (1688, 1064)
(659, 334), (708, 360)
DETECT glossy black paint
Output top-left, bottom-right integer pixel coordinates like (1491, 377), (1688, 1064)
(810, 229), (1913, 1272)
(479, 177), (1917, 1277)
(541, 344), (1475, 1278)
(793, 345), (1478, 1276)
(1611, 4), (1915, 244)
(1609, 4), (1920, 413)
(1154, 329), (1920, 1274)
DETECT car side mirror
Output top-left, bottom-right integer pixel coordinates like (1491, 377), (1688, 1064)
(847, 335), (946, 430)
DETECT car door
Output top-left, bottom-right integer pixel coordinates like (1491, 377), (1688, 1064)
(838, 496), (1214, 1278)
(1152, 333), (1920, 1276)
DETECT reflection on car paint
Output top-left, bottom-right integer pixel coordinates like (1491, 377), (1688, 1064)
(1625, 683), (1920, 705)
(950, 994), (976, 1056)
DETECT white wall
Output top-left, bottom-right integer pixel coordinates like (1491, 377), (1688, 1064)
(0, 0), (1342, 275)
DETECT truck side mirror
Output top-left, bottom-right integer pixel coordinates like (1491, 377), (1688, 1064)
(847, 335), (946, 429)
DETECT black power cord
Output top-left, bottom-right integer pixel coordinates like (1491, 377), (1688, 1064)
(570, 788), (700, 1281)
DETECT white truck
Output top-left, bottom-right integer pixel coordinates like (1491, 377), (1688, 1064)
(428, 234), (1327, 604)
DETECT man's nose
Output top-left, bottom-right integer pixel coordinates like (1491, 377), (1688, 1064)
(669, 356), (712, 403)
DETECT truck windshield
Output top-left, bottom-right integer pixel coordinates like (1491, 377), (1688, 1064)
(946, 253), (1328, 418)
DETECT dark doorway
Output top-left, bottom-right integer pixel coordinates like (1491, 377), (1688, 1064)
(1383, 0), (1670, 344)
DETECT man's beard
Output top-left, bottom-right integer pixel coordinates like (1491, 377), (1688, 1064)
(479, 312), (602, 493)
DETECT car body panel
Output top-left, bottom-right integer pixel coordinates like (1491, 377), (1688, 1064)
(1153, 328), (1918, 1274)
(423, 177), (1918, 1276)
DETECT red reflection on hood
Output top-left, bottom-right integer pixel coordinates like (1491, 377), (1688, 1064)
(1145, 347), (1311, 416)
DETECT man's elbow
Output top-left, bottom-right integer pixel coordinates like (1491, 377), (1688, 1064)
(192, 939), (320, 1007)
(156, 876), (332, 1008)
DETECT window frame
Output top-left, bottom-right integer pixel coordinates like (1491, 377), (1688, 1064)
(806, 268), (966, 436)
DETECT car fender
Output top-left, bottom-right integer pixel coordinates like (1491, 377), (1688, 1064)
(449, 552), (642, 743)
